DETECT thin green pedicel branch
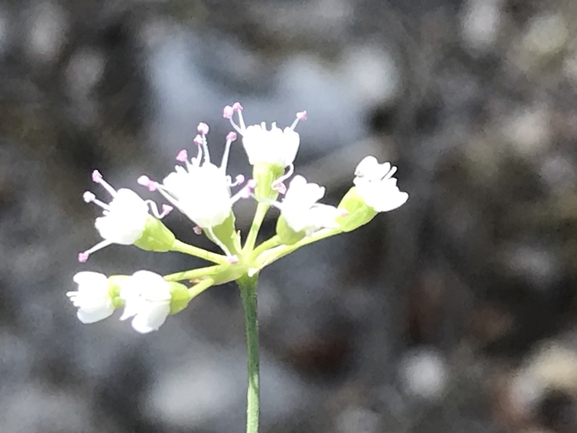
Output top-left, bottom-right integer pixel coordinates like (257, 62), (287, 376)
(171, 239), (232, 266)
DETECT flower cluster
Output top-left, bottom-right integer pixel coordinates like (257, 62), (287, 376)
(70, 103), (408, 333)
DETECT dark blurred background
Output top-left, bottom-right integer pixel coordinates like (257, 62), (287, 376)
(1, 0), (577, 432)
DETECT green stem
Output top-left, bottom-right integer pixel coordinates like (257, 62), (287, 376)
(237, 274), (260, 433)
(255, 227), (342, 268)
(243, 202), (270, 254)
(171, 239), (231, 266)
(163, 265), (221, 282)
(187, 277), (215, 300)
(250, 235), (282, 261)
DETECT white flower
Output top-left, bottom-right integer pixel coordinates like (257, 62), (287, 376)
(353, 156), (409, 212)
(79, 170), (171, 263)
(119, 271), (172, 334)
(161, 163), (233, 229)
(140, 124), (253, 231)
(224, 102), (306, 168)
(280, 175), (340, 235)
(67, 272), (114, 324)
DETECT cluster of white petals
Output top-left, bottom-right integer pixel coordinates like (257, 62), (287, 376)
(224, 102), (306, 168)
(119, 271), (172, 334)
(78, 170), (172, 263)
(67, 272), (114, 324)
(68, 270), (172, 334)
(353, 156), (409, 212)
(280, 175), (340, 235)
(140, 123), (252, 232)
(71, 104), (410, 334)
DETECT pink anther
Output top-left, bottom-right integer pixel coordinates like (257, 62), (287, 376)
(232, 102), (243, 112)
(91, 170), (103, 183)
(82, 191), (96, 203)
(223, 105), (234, 119)
(193, 226), (203, 235)
(226, 131), (238, 141)
(176, 149), (188, 162)
(227, 255), (239, 264)
(137, 175), (158, 192)
(296, 110), (307, 121)
(78, 252), (89, 263)
(197, 122), (209, 135)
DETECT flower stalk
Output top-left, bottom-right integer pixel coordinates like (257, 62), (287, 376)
(237, 274), (260, 433)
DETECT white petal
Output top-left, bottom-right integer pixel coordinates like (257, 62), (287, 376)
(77, 304), (114, 324)
(130, 302), (170, 334)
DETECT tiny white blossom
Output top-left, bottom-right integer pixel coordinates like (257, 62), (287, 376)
(353, 156), (409, 212)
(119, 270), (172, 334)
(67, 272), (114, 324)
(138, 124), (254, 257)
(224, 102), (306, 168)
(78, 170), (171, 263)
(280, 175), (340, 235)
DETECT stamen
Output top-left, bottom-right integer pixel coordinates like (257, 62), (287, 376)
(83, 191), (96, 203)
(384, 166), (398, 180)
(91, 170), (117, 197)
(228, 255), (239, 264)
(193, 133), (211, 164)
(193, 226), (203, 235)
(137, 175), (159, 192)
(223, 105), (234, 119)
(271, 163), (294, 195)
(78, 239), (113, 262)
(145, 200), (173, 219)
(220, 131), (238, 171)
(231, 179), (257, 203)
(197, 122), (209, 135)
(338, 209), (349, 217)
(290, 110), (307, 129)
(232, 102), (243, 112)
(229, 174), (245, 187)
(235, 104), (246, 130)
(176, 149), (188, 162)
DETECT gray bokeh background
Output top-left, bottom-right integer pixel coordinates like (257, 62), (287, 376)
(1, 0), (577, 432)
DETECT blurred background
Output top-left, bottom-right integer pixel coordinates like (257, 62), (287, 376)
(1, 0), (577, 432)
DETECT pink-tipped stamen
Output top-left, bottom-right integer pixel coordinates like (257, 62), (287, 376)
(91, 170), (103, 183)
(229, 174), (245, 187)
(338, 209), (349, 217)
(232, 102), (243, 112)
(197, 122), (209, 135)
(220, 131), (238, 172)
(176, 149), (188, 162)
(271, 163), (294, 195)
(161, 204), (173, 216)
(78, 252), (89, 263)
(273, 182), (287, 195)
(193, 226), (203, 235)
(138, 175), (159, 192)
(228, 255), (239, 264)
(223, 105), (234, 119)
(290, 110), (307, 129)
(83, 191), (96, 203)
(91, 170), (117, 197)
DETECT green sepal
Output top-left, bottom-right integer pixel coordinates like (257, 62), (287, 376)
(168, 282), (190, 315)
(275, 215), (305, 245)
(107, 275), (130, 308)
(336, 187), (378, 232)
(134, 215), (176, 252)
(253, 163), (285, 201)
(205, 213), (241, 255)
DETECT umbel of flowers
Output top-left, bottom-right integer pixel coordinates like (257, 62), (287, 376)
(70, 103), (408, 333)
(69, 103), (408, 433)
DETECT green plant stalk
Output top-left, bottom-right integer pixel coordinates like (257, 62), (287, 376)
(237, 273), (260, 433)
(243, 202), (270, 254)
(171, 239), (231, 266)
